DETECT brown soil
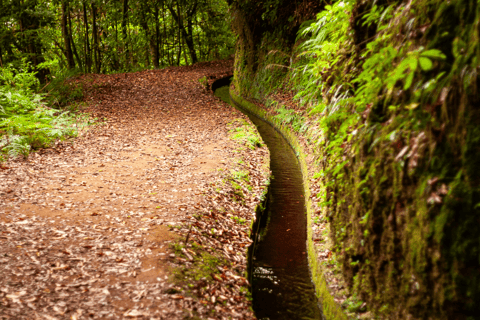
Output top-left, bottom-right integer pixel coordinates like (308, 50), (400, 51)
(0, 60), (269, 319)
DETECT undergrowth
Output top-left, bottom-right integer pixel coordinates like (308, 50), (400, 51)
(42, 67), (86, 110)
(0, 62), (90, 161)
(228, 118), (264, 150)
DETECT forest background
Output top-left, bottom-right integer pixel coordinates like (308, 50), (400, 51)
(0, 0), (234, 159)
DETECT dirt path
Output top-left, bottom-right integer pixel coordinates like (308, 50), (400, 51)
(0, 60), (269, 319)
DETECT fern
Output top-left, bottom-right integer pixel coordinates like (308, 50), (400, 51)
(274, 106), (296, 124)
(0, 62), (90, 160)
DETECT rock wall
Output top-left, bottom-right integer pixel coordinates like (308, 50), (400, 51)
(230, 0), (480, 318)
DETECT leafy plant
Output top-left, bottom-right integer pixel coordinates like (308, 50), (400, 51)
(228, 118), (263, 149)
(198, 76), (208, 90)
(43, 69), (85, 109)
(0, 63), (90, 160)
(273, 105), (306, 132)
(293, 0), (355, 107)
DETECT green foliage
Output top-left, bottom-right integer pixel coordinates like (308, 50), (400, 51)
(342, 295), (365, 313)
(172, 242), (227, 282)
(198, 76), (208, 89)
(273, 105), (306, 132)
(289, 0), (360, 187)
(0, 63), (89, 159)
(273, 105), (295, 123)
(42, 68), (85, 109)
(0, 62), (40, 92)
(293, 0), (354, 107)
(228, 118), (263, 150)
(1, 0), (235, 79)
(231, 215), (246, 225)
(355, 45), (446, 108)
(233, 0), (480, 317)
(231, 169), (250, 182)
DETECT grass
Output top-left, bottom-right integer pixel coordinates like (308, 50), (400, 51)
(227, 118), (263, 150)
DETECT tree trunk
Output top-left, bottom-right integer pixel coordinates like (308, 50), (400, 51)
(68, 9), (82, 70)
(92, 3), (101, 73)
(185, 17), (197, 63)
(122, 0), (129, 67)
(163, 3), (170, 66)
(167, 1), (198, 65)
(139, 0), (156, 68)
(182, 36), (189, 65)
(61, 1), (75, 69)
(83, 1), (91, 73)
(176, 0), (181, 66)
(154, 5), (160, 68)
(18, 2), (49, 83)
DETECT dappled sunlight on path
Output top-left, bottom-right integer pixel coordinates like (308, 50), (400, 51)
(0, 60), (268, 319)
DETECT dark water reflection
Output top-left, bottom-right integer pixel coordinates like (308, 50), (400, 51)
(214, 85), (323, 320)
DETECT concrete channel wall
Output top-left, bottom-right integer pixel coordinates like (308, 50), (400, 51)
(230, 89), (349, 320)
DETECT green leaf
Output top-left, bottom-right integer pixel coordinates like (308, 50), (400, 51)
(420, 49), (446, 60)
(419, 57), (433, 71)
(404, 71), (415, 90)
(407, 57), (418, 72)
(406, 103), (419, 110)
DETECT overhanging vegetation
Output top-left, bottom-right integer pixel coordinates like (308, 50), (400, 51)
(231, 0), (480, 318)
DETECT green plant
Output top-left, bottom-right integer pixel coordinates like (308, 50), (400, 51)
(198, 76), (208, 89)
(342, 295), (365, 313)
(293, 0), (354, 107)
(231, 169), (250, 182)
(228, 118), (263, 149)
(232, 216), (246, 225)
(0, 63), (90, 160)
(42, 68), (85, 108)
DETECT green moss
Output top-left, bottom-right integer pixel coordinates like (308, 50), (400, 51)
(231, 0), (480, 318)
(230, 89), (349, 320)
(173, 248), (227, 282)
(228, 118), (264, 150)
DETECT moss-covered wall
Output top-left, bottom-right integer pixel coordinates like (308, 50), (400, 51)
(231, 0), (480, 319)
(229, 90), (350, 320)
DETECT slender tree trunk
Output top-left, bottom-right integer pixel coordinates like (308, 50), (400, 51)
(129, 24), (135, 67)
(154, 5), (160, 68)
(182, 36), (189, 65)
(19, 2), (48, 83)
(185, 18), (197, 63)
(176, 39), (181, 66)
(159, 7), (163, 67)
(145, 40), (151, 67)
(83, 2), (91, 73)
(92, 3), (101, 73)
(61, 1), (75, 69)
(163, 4), (170, 66)
(122, 0), (129, 68)
(167, 1), (198, 65)
(68, 9), (82, 70)
(196, 15), (202, 61)
(139, 2), (152, 68)
(176, 0), (181, 66)
(113, 14), (119, 70)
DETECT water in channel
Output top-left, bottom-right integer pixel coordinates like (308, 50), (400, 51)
(214, 84), (323, 320)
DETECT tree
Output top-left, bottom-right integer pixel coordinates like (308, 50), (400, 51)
(1, 0), (234, 75)
(61, 0), (75, 69)
(167, 0), (198, 64)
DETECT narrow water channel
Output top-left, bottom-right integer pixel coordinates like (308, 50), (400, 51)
(214, 84), (323, 320)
